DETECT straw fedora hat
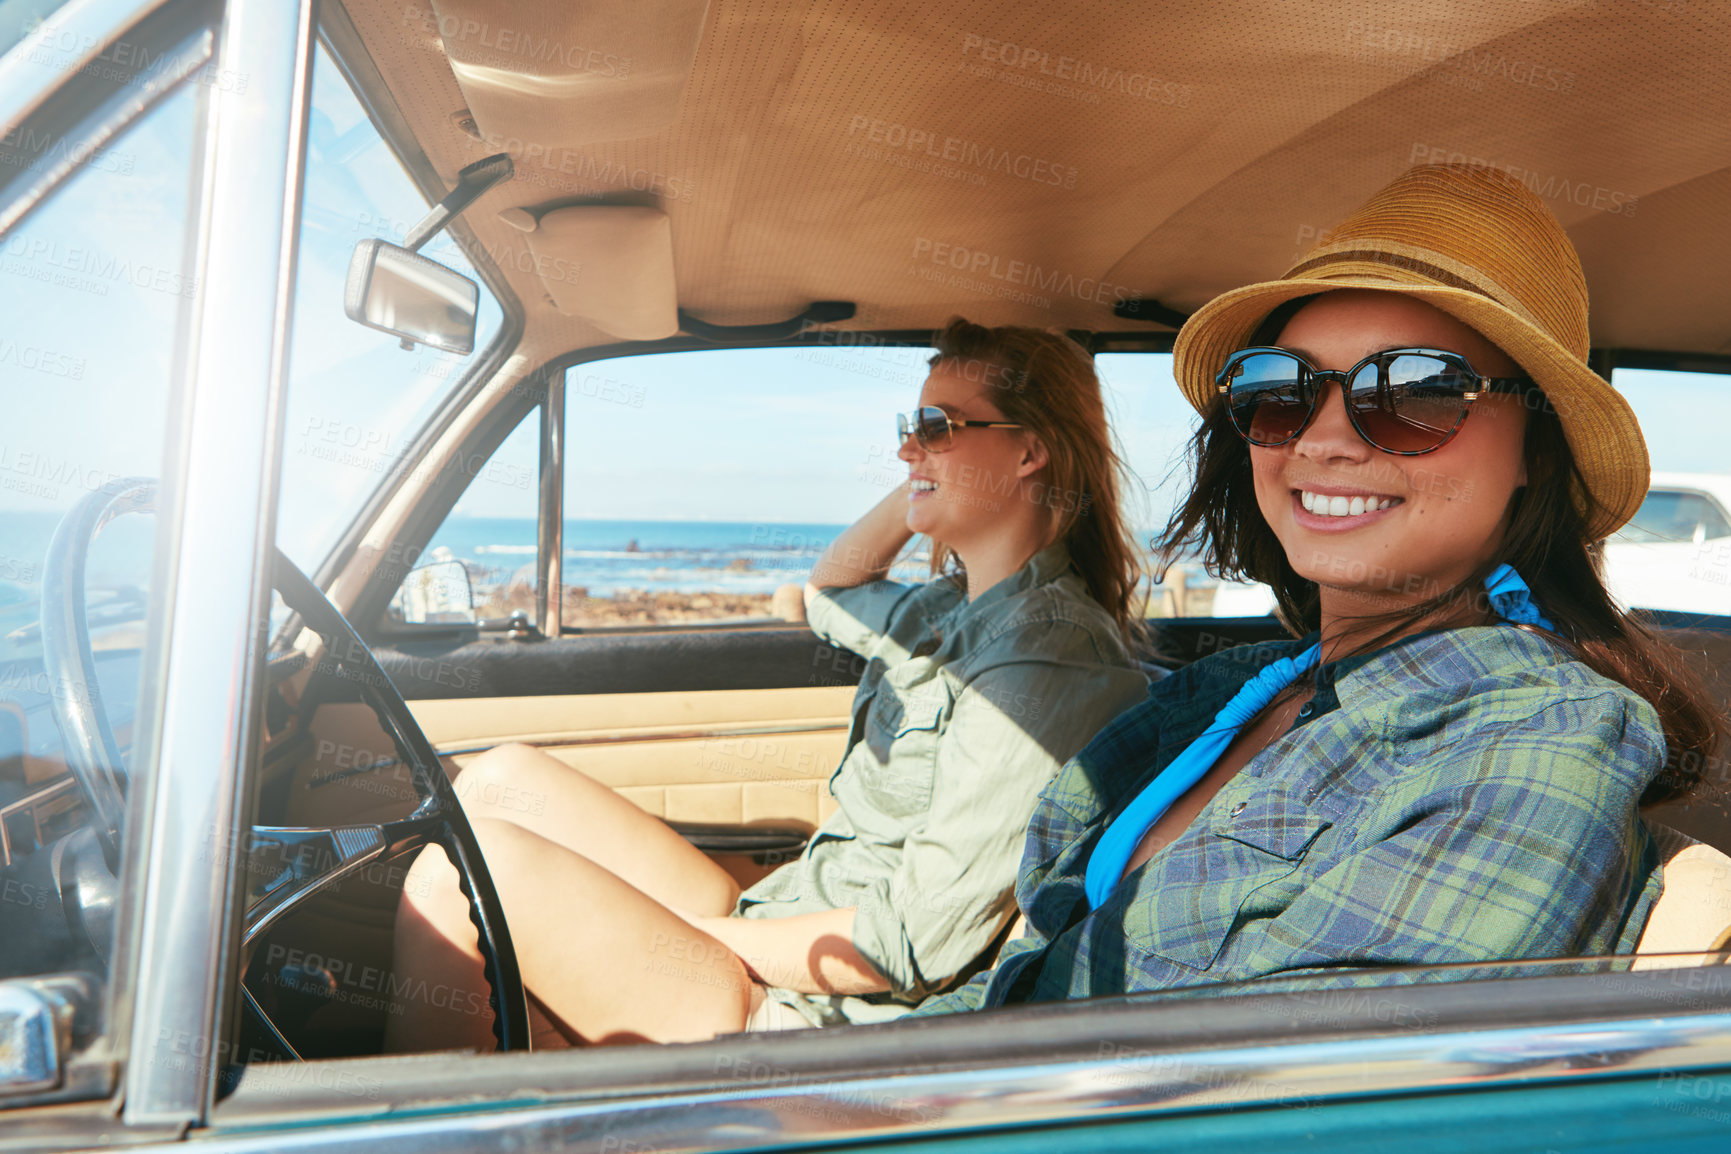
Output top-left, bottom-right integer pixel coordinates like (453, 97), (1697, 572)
(1171, 163), (1649, 540)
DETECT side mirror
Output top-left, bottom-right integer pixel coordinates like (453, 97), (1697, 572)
(343, 240), (479, 354)
(389, 560), (476, 625)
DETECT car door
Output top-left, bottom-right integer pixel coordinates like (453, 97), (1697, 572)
(0, 0), (321, 1140)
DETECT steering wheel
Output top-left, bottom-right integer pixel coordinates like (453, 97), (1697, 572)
(39, 477), (152, 875)
(40, 478), (531, 1051)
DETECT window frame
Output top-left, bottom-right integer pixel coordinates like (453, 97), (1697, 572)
(349, 337), (1731, 644)
(287, 0), (527, 603)
(0, 0), (319, 1136)
(0, 1), (217, 1130)
(358, 330), (1185, 644)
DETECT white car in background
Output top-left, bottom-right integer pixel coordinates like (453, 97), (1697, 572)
(1204, 472), (1731, 619)
(1603, 473), (1731, 617)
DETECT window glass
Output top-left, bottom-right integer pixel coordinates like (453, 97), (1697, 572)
(538, 344), (934, 627)
(275, 42), (504, 577)
(0, 82), (196, 1002)
(1618, 491), (1714, 544)
(1611, 369), (1731, 476)
(1605, 368), (1731, 614)
(0, 0), (75, 60)
(1704, 499), (1731, 542)
(413, 346), (1187, 632)
(1094, 352), (1217, 616)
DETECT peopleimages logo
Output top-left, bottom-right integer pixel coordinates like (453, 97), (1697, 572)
(475, 130), (697, 201)
(911, 236), (1133, 307)
(0, 125), (132, 175)
(959, 34), (1193, 106)
(400, 4), (631, 77)
(845, 117), (1078, 189)
(1409, 145), (1639, 216)
(0, 235), (197, 298)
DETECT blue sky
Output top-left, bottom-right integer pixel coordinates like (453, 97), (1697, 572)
(450, 349), (1731, 534)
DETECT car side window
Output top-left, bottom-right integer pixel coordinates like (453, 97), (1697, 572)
(1704, 499), (1731, 541)
(386, 406), (539, 625)
(1619, 491), (1725, 544)
(1093, 351), (1226, 617)
(0, 76), (197, 1020)
(381, 344), (952, 632)
(545, 344), (933, 629)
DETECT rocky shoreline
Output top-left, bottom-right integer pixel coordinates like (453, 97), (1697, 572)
(477, 582), (798, 627)
(473, 577), (1220, 628)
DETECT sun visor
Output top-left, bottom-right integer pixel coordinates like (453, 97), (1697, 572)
(428, 0), (709, 147)
(521, 206), (678, 340)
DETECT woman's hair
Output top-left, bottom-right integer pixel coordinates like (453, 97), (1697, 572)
(1158, 296), (1728, 804)
(926, 317), (1145, 635)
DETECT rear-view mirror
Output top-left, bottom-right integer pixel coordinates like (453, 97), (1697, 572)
(343, 239), (478, 354)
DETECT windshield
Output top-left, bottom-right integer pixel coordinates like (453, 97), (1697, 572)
(274, 41), (504, 576)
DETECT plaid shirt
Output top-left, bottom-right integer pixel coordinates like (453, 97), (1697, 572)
(917, 625), (1666, 1014)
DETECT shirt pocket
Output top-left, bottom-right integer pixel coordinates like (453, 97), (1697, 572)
(1130, 791), (1331, 974)
(859, 670), (952, 820)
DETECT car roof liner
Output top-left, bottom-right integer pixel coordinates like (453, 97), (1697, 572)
(351, 0), (1731, 358)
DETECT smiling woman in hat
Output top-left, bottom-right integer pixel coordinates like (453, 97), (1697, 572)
(915, 164), (1729, 1013)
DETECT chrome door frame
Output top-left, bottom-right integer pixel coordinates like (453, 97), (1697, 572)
(116, 0), (316, 1130)
(0, 0), (313, 1136)
(196, 962), (1731, 1151)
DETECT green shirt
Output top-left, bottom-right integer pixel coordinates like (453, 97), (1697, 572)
(736, 542), (1149, 1022)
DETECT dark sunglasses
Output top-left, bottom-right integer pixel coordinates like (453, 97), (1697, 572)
(896, 406), (1022, 452)
(1215, 346), (1533, 455)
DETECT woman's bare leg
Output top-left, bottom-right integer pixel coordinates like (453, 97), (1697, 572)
(449, 743), (740, 917)
(385, 818), (753, 1052)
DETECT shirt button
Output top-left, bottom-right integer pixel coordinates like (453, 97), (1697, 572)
(1229, 801), (1247, 817)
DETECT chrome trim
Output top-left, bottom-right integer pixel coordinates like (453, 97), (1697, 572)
(0, 982), (69, 1094)
(238, 825), (389, 946)
(536, 371), (564, 637)
(0, 0), (171, 134)
(199, 1003), (1731, 1152)
(121, 0), (316, 1127)
(435, 720), (848, 759)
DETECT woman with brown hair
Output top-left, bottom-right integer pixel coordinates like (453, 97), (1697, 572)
(917, 164), (1729, 1015)
(386, 319), (1151, 1047)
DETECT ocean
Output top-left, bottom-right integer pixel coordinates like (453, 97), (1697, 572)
(0, 510), (1178, 603)
(425, 516), (932, 598)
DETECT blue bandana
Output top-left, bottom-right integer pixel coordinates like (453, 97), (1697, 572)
(1082, 563), (1554, 908)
